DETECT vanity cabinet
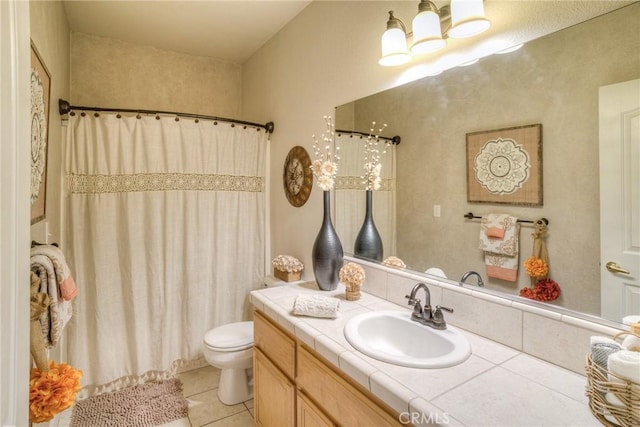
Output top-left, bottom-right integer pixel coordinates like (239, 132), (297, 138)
(253, 309), (404, 427)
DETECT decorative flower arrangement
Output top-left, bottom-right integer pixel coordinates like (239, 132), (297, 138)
(520, 278), (561, 302)
(383, 256), (406, 269)
(272, 255), (304, 273)
(311, 116), (340, 191)
(29, 360), (83, 423)
(339, 262), (365, 301)
(362, 122), (389, 191)
(523, 256), (548, 278)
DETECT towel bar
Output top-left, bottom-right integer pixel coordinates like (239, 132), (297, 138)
(463, 212), (549, 225)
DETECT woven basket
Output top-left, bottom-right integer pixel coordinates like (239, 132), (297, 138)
(585, 331), (640, 427)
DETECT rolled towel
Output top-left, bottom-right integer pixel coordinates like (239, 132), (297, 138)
(293, 295), (340, 319)
(621, 323), (640, 351)
(590, 335), (618, 346)
(605, 350), (640, 414)
(607, 350), (640, 383)
(591, 342), (621, 369)
(623, 315), (640, 325)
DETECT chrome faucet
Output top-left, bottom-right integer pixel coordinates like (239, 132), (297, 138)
(405, 282), (453, 330)
(460, 271), (485, 287)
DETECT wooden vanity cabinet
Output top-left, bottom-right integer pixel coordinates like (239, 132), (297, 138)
(253, 309), (403, 427)
(253, 310), (296, 426)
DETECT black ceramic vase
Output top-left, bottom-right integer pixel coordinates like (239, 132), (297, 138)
(312, 191), (344, 291)
(354, 190), (383, 261)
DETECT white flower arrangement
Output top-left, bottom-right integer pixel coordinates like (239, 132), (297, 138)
(383, 256), (406, 269)
(272, 255), (304, 273)
(362, 122), (389, 191)
(311, 116), (340, 191)
(339, 262), (365, 287)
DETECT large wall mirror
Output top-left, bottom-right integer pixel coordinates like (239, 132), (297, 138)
(335, 3), (640, 324)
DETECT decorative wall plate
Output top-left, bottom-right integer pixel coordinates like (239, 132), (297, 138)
(283, 146), (313, 207)
(30, 42), (51, 224)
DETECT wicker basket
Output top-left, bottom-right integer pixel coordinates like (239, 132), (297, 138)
(585, 331), (640, 427)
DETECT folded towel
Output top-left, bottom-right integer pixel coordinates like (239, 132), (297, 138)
(479, 214), (519, 282)
(292, 295), (340, 318)
(31, 244), (78, 301)
(482, 213), (511, 239)
(30, 254), (73, 348)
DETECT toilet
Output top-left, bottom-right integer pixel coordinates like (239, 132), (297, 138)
(203, 321), (254, 405)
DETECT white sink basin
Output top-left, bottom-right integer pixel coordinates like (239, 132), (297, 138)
(343, 310), (471, 368)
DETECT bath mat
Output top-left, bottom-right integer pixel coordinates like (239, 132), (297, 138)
(70, 378), (189, 427)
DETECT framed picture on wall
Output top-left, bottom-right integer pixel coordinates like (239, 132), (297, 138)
(466, 123), (543, 206)
(30, 41), (51, 224)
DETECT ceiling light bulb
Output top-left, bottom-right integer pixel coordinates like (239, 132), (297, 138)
(411, 8), (446, 55)
(448, 0), (491, 38)
(379, 11), (411, 66)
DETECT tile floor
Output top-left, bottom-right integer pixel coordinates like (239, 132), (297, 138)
(59, 365), (254, 427)
(164, 365), (255, 427)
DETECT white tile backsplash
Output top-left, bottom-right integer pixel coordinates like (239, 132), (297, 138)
(442, 289), (523, 350)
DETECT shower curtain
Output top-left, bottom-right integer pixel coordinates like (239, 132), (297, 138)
(63, 112), (267, 396)
(335, 133), (396, 256)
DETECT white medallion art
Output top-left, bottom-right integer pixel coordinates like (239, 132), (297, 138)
(31, 69), (47, 205)
(473, 137), (530, 195)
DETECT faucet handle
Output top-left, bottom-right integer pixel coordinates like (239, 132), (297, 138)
(405, 294), (418, 305)
(435, 305), (453, 313)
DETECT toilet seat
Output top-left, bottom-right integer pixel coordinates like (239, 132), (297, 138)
(204, 321), (254, 352)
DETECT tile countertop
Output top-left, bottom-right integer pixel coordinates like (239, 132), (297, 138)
(250, 281), (600, 427)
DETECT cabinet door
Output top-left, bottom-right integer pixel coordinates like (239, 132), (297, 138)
(254, 347), (295, 427)
(297, 391), (336, 427)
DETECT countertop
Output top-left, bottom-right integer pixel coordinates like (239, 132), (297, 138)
(250, 281), (599, 427)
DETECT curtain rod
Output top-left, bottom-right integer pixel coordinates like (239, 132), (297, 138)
(335, 129), (401, 145)
(58, 99), (275, 134)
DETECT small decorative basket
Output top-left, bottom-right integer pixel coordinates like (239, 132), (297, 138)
(585, 331), (640, 427)
(272, 255), (303, 282)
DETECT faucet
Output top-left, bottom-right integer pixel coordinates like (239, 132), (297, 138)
(460, 271), (485, 287)
(405, 282), (453, 330)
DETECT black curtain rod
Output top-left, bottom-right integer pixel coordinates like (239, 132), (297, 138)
(464, 212), (549, 225)
(58, 99), (274, 134)
(335, 129), (401, 145)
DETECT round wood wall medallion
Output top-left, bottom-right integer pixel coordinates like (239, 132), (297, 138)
(283, 146), (313, 207)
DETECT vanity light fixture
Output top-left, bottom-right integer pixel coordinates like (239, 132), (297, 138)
(379, 0), (491, 67)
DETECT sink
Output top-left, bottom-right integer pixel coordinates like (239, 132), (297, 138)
(343, 310), (471, 368)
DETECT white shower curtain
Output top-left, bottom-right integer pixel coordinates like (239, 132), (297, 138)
(63, 112), (267, 396)
(335, 133), (396, 256)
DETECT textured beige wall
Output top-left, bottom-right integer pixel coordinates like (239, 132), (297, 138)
(29, 0), (70, 246)
(70, 32), (241, 118)
(348, 5), (640, 316)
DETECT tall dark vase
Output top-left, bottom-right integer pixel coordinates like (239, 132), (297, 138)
(354, 190), (383, 261)
(312, 191), (344, 291)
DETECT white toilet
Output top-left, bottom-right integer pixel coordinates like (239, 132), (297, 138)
(203, 320), (254, 405)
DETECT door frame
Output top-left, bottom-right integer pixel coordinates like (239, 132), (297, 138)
(1, 1), (31, 425)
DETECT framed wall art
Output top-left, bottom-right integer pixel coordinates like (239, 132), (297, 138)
(466, 123), (542, 206)
(30, 41), (51, 224)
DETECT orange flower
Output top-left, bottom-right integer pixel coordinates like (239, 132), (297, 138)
(29, 360), (82, 423)
(523, 256), (548, 278)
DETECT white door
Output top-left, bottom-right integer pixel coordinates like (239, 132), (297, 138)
(600, 79), (640, 322)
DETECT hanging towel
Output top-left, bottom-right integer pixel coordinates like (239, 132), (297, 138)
(31, 244), (78, 301)
(30, 248), (75, 348)
(292, 295), (340, 318)
(479, 214), (519, 282)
